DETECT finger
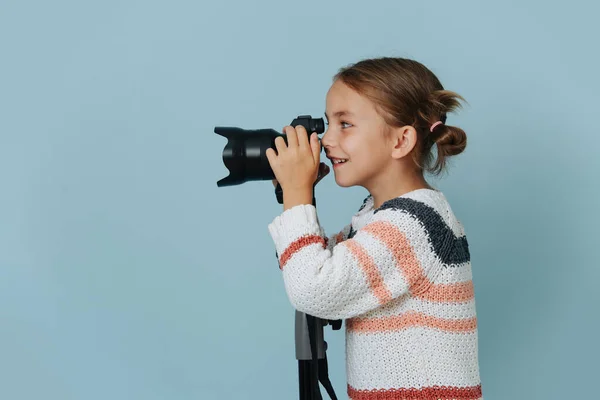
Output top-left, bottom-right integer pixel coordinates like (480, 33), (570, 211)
(310, 132), (321, 163)
(296, 125), (309, 151)
(284, 125), (299, 148)
(274, 136), (286, 154)
(265, 147), (276, 165)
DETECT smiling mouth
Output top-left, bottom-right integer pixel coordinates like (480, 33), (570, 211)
(330, 158), (348, 164)
(331, 159), (348, 169)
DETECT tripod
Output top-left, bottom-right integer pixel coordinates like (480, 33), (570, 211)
(296, 311), (342, 399)
(275, 183), (342, 400)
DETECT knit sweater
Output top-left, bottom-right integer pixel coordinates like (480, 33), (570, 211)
(267, 188), (483, 400)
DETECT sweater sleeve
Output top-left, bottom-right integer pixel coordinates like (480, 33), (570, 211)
(267, 203), (440, 320)
(320, 223), (352, 252)
(274, 221), (351, 260)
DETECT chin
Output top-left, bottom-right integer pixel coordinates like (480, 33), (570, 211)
(334, 174), (356, 188)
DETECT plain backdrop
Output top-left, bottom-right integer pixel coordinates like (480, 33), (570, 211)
(1, 1), (598, 399)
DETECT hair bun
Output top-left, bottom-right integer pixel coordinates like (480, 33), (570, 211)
(435, 125), (467, 156)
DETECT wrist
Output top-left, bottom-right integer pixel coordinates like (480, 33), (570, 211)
(283, 186), (313, 211)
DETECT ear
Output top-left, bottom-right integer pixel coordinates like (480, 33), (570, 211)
(389, 125), (418, 159)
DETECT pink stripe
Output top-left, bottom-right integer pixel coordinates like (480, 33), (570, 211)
(347, 310), (478, 333)
(279, 235), (325, 270)
(348, 383), (483, 400)
(344, 240), (393, 305)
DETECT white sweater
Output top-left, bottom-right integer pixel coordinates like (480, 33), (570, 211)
(267, 188), (483, 400)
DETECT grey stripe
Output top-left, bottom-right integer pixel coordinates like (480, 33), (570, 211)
(348, 196), (470, 266)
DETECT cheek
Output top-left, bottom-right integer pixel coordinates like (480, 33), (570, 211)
(340, 136), (361, 155)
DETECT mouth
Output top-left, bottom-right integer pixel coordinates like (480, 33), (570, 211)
(330, 158), (349, 168)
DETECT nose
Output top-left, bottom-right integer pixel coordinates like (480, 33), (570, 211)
(320, 126), (336, 153)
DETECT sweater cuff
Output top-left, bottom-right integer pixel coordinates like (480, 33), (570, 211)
(268, 204), (322, 255)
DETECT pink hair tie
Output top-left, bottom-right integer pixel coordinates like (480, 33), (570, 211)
(430, 121), (443, 132)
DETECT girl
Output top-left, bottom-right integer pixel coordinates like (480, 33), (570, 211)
(266, 57), (482, 400)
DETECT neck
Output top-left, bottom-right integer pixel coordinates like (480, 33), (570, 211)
(369, 174), (434, 210)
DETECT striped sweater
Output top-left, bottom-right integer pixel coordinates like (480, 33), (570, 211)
(267, 188), (483, 400)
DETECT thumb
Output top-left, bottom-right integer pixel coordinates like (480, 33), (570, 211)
(310, 133), (321, 163)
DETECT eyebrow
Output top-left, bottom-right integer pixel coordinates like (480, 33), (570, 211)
(324, 111), (354, 120)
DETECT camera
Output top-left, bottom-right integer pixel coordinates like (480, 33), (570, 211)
(215, 115), (325, 187)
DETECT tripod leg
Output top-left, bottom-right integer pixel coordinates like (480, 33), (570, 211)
(318, 354), (337, 400)
(299, 360), (322, 400)
(296, 311), (324, 399)
(305, 315), (322, 400)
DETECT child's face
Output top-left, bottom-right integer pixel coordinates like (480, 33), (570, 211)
(322, 79), (393, 189)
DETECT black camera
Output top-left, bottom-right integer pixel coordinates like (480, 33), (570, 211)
(215, 115), (325, 187)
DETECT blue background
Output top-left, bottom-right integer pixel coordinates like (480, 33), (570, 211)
(1, 1), (598, 399)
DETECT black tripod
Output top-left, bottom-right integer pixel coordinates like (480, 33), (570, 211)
(275, 183), (342, 400)
(296, 311), (342, 399)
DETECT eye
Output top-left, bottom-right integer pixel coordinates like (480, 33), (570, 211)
(324, 121), (352, 128)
